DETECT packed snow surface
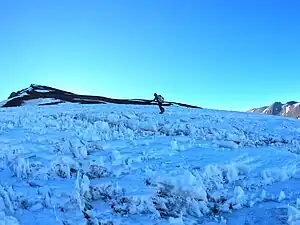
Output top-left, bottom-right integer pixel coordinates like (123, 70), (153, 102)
(0, 104), (300, 225)
(22, 98), (62, 106)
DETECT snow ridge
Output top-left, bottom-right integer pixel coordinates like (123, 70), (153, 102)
(2, 84), (201, 109)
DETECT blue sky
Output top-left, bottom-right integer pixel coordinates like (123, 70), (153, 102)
(0, 0), (299, 111)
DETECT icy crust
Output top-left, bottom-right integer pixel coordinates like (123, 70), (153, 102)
(0, 105), (300, 148)
(0, 104), (300, 224)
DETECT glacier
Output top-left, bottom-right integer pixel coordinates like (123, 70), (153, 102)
(0, 103), (300, 224)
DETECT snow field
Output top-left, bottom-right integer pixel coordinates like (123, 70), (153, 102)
(0, 104), (300, 224)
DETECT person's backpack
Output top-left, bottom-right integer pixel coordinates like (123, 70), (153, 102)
(157, 95), (164, 103)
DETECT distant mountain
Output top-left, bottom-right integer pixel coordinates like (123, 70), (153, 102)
(248, 101), (300, 119)
(1, 84), (201, 109)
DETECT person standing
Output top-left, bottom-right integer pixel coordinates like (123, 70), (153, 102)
(153, 93), (165, 114)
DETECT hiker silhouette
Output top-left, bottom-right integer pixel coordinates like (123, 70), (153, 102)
(153, 93), (165, 114)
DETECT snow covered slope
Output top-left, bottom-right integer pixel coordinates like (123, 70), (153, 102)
(1, 104), (300, 225)
(1, 84), (200, 109)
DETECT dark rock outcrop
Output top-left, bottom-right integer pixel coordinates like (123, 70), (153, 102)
(1, 84), (201, 109)
(8, 92), (18, 99)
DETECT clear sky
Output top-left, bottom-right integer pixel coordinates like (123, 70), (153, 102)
(0, 0), (299, 111)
